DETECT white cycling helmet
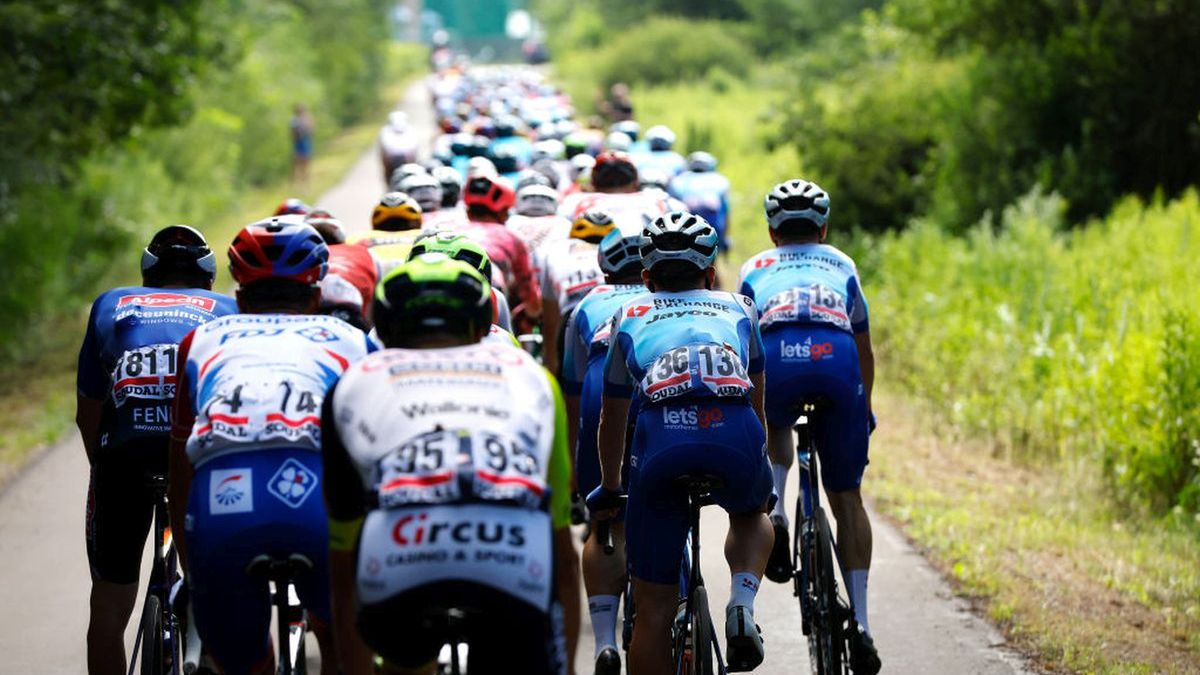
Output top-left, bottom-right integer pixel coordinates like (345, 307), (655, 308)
(532, 139), (566, 162)
(398, 173), (444, 212)
(598, 228), (643, 277)
(639, 211), (719, 272)
(466, 156), (498, 178)
(686, 151), (718, 172)
(514, 184), (560, 217)
(764, 179), (830, 230)
(645, 125), (676, 151)
(604, 131), (632, 152)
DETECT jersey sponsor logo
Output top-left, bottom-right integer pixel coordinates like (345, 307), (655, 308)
(645, 309), (718, 325)
(754, 257), (777, 269)
(267, 458), (319, 509)
(398, 400), (511, 421)
(210, 468), (253, 515)
(779, 338), (835, 362)
(661, 404), (726, 430)
(118, 293), (216, 312)
(391, 511), (528, 548)
(626, 305), (650, 318)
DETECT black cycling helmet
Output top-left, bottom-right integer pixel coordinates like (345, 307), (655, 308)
(373, 253), (493, 346)
(142, 224), (217, 286)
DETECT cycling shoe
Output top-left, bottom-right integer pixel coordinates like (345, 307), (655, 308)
(725, 605), (764, 672)
(849, 625), (882, 675)
(765, 514), (793, 583)
(594, 646), (621, 675)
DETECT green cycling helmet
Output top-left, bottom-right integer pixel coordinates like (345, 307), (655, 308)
(408, 231), (494, 281)
(374, 252), (493, 346)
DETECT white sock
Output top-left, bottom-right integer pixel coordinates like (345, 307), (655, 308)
(728, 572), (761, 614)
(847, 569), (870, 636)
(771, 463), (789, 521)
(588, 594), (620, 655)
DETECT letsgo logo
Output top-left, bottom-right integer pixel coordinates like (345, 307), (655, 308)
(118, 293), (216, 312)
(661, 405), (726, 430)
(779, 338), (835, 362)
(391, 512), (527, 548)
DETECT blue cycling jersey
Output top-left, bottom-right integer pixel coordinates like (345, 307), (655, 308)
(489, 137), (534, 168)
(631, 150), (686, 177)
(561, 284), (646, 395)
(77, 287), (237, 449)
(603, 289), (764, 402)
(738, 243), (870, 335)
(668, 171), (731, 241)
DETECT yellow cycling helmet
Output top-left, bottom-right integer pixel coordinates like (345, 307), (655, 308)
(372, 191), (423, 231)
(571, 208), (616, 243)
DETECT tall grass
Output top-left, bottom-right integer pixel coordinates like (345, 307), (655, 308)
(872, 189), (1200, 519)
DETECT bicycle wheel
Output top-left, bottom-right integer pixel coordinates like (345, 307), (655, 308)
(691, 587), (715, 675)
(140, 595), (165, 675)
(812, 509), (843, 675)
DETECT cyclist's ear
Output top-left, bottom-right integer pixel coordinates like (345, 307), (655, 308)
(819, 224), (828, 243)
(641, 268), (655, 292)
(703, 267), (716, 290)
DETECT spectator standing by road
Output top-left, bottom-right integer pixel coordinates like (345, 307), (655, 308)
(599, 82), (634, 123)
(291, 103), (314, 187)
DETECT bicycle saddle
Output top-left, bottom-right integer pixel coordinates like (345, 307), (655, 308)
(673, 473), (725, 498)
(245, 553), (314, 578)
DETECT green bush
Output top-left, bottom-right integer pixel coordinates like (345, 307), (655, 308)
(871, 188), (1200, 518)
(590, 17), (753, 88)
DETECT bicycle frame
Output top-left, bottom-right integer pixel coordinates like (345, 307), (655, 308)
(129, 475), (182, 675)
(675, 484), (728, 675)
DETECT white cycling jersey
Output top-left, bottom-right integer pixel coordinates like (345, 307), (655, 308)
(538, 238), (604, 317)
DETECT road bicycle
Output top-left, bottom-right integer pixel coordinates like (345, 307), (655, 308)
(791, 399), (855, 674)
(128, 473), (185, 675)
(245, 553), (313, 675)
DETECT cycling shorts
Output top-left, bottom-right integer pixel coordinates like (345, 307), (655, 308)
(85, 438), (168, 584)
(185, 449), (330, 674)
(359, 580), (565, 675)
(625, 400), (772, 584)
(573, 358), (636, 505)
(763, 325), (869, 492)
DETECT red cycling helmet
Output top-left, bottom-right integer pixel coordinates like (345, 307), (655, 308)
(592, 151), (639, 190)
(228, 216), (329, 286)
(462, 174), (516, 215)
(274, 197), (311, 216)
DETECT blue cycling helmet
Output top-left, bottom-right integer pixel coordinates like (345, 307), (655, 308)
(228, 216), (329, 286)
(639, 211), (718, 272)
(598, 228), (643, 277)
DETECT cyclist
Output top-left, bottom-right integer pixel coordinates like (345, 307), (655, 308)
(559, 229), (646, 675)
(508, 183), (570, 280)
(168, 217), (375, 675)
(322, 255), (576, 675)
(348, 192), (424, 275)
(539, 209), (613, 376)
(739, 179), (880, 674)
(307, 211), (378, 330)
(632, 125), (686, 177)
(397, 172), (444, 214)
(77, 225), (236, 675)
(407, 231), (515, 333)
(588, 212), (774, 674)
(560, 152), (677, 225)
(669, 151), (732, 253)
(431, 165), (464, 208)
(275, 197), (311, 217)
(460, 173), (542, 333)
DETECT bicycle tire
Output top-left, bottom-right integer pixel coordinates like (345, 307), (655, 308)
(812, 509), (843, 675)
(140, 595), (165, 675)
(292, 622), (307, 675)
(691, 586), (715, 675)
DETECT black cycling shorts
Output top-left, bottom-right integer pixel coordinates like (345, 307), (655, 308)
(85, 438), (168, 584)
(358, 580), (564, 675)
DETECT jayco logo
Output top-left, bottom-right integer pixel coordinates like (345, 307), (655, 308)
(661, 405), (725, 430)
(780, 338), (834, 362)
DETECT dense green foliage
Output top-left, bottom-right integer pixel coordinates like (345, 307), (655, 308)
(0, 0), (401, 367)
(871, 190), (1200, 517)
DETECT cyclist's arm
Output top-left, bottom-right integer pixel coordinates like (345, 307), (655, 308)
(544, 370), (581, 672)
(320, 383), (374, 675)
(599, 322), (634, 491)
(510, 237), (542, 320)
(75, 298), (107, 462)
(167, 330), (197, 573)
(542, 293), (562, 378)
(849, 275), (874, 416)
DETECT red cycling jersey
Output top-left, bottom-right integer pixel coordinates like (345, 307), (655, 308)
(460, 220), (542, 331)
(327, 243), (379, 311)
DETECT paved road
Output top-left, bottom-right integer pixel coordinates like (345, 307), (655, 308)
(0, 78), (1034, 675)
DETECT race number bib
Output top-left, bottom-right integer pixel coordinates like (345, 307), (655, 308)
(640, 343), (752, 403)
(760, 284), (850, 331)
(376, 428), (545, 509)
(195, 378), (323, 450)
(111, 344), (178, 406)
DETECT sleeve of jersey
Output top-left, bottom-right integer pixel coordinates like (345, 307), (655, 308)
(169, 330), (198, 444)
(559, 309), (585, 395)
(543, 369), (574, 530)
(512, 238), (541, 308)
(76, 295), (108, 399)
(320, 382), (366, 551)
(848, 275), (870, 334)
(737, 293), (766, 375)
(602, 313), (635, 399)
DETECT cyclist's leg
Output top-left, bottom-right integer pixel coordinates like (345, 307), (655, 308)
(186, 452), (281, 675)
(85, 441), (163, 675)
(577, 366), (627, 664)
(623, 407), (693, 675)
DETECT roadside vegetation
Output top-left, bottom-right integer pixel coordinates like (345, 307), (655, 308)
(536, 0), (1200, 670)
(0, 1), (425, 484)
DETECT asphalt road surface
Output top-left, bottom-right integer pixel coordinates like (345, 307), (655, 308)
(0, 78), (1034, 675)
